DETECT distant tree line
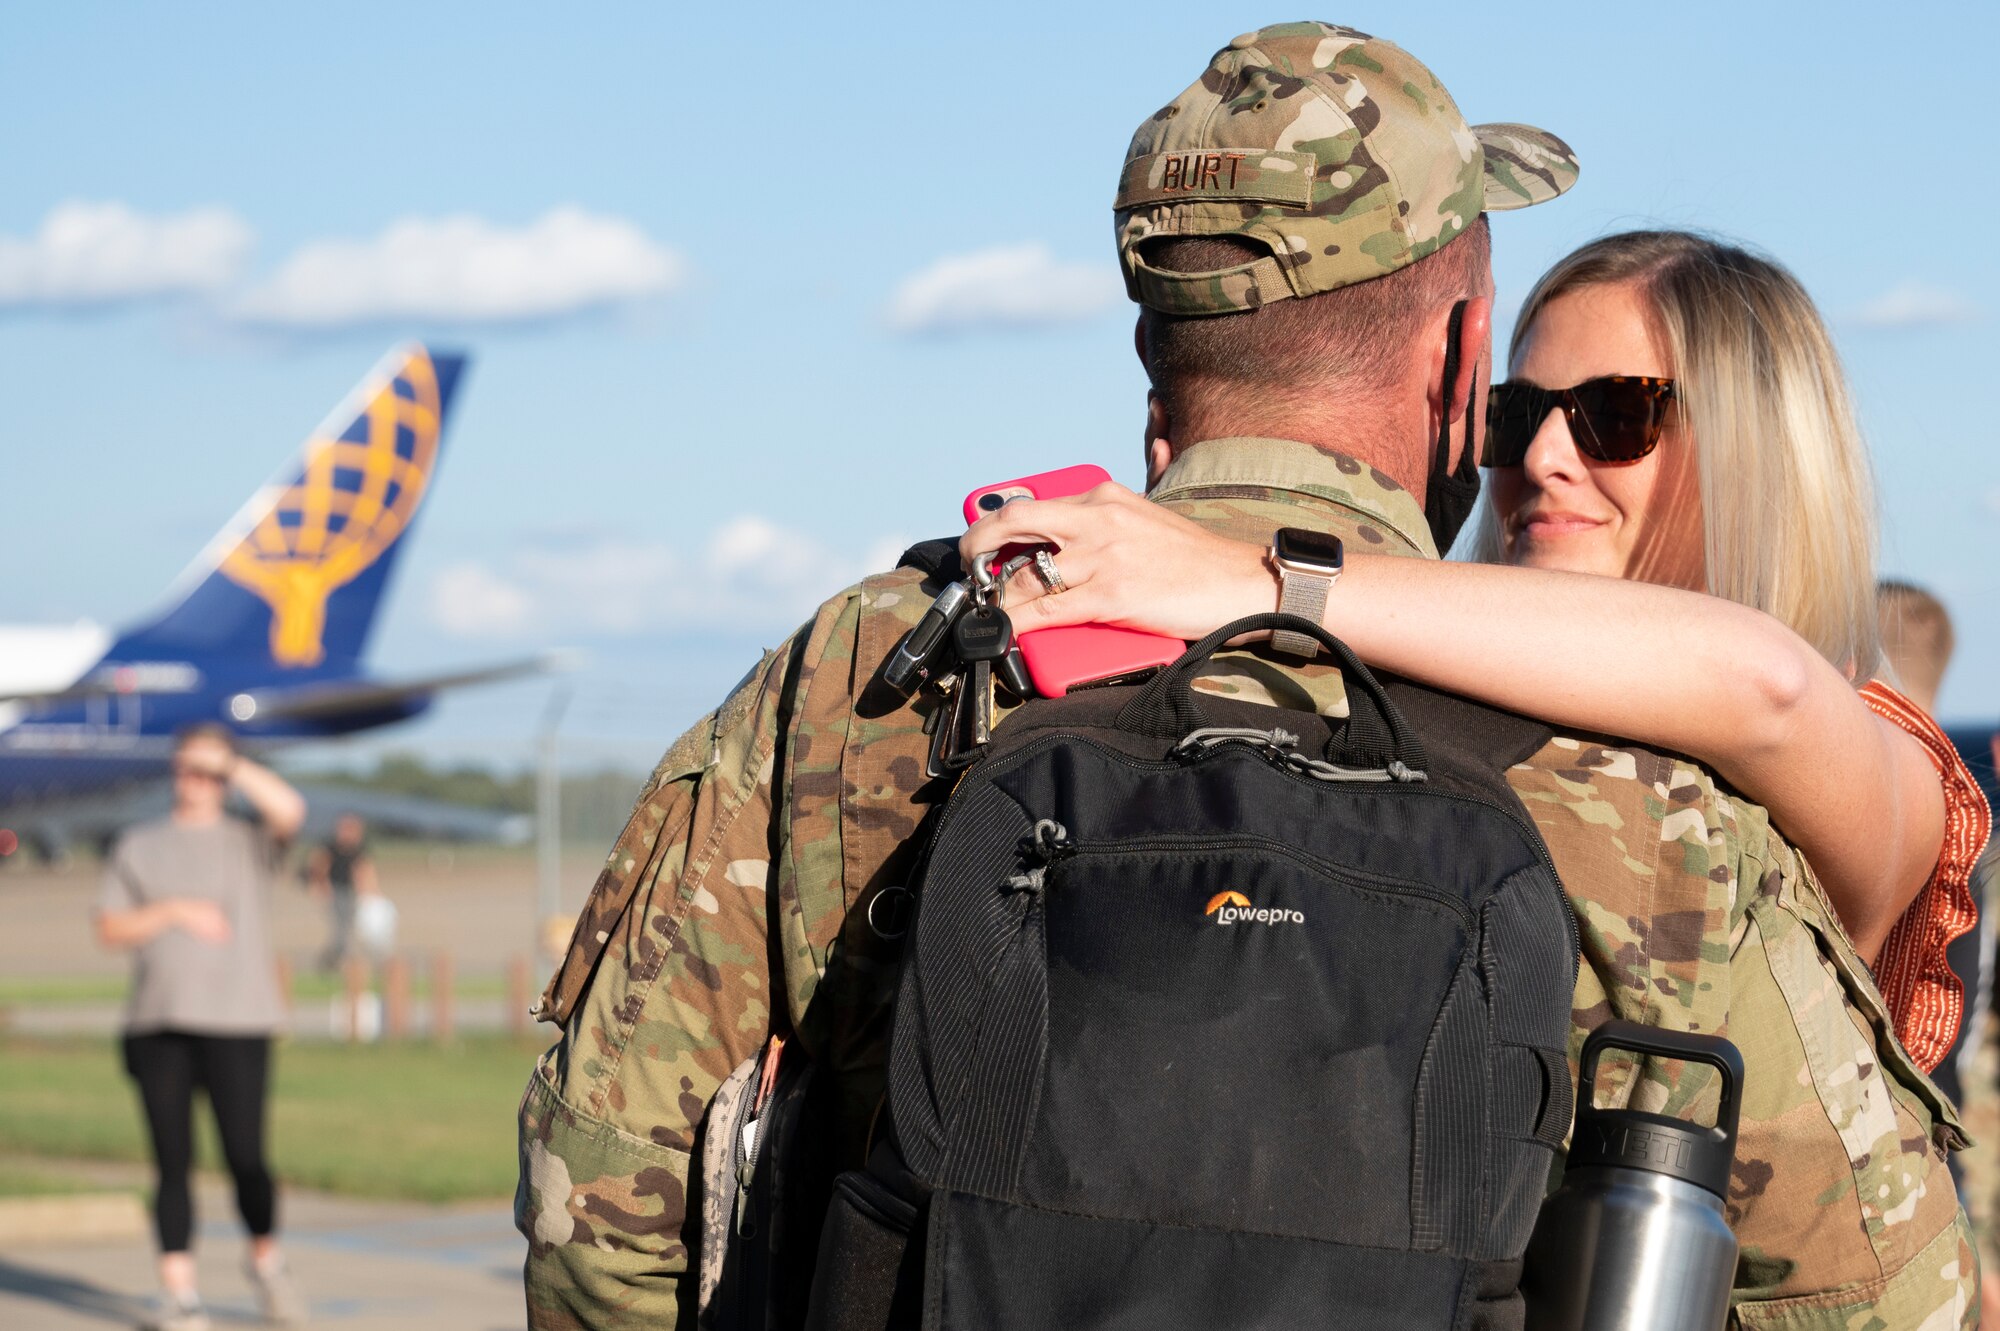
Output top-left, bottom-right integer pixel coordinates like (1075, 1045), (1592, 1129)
(287, 752), (646, 844)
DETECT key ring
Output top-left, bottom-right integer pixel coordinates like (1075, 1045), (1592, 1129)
(970, 551), (1032, 606)
(969, 549), (1001, 597)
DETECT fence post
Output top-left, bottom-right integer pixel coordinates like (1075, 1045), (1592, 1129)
(431, 950), (455, 1043)
(342, 957), (368, 1043)
(383, 955), (411, 1040)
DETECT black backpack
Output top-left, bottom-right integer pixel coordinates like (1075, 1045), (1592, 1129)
(807, 613), (1578, 1331)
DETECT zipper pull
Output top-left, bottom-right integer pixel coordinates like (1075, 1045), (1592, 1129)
(732, 1035), (783, 1240)
(1004, 819), (1071, 896)
(1170, 726), (1300, 762)
(734, 1112), (761, 1237)
(1024, 819), (1070, 862)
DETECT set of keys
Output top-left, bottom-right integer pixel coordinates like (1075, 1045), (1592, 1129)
(884, 553), (1036, 776)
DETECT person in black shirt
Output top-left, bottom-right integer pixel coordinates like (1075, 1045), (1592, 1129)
(304, 814), (377, 973)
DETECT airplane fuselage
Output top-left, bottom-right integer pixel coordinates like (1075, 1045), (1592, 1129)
(0, 633), (432, 808)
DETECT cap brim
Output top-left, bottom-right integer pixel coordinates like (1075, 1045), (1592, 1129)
(1474, 123), (1579, 212)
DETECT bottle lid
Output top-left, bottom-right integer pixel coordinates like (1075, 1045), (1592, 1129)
(1567, 1106), (1734, 1197)
(1568, 1020), (1742, 1199)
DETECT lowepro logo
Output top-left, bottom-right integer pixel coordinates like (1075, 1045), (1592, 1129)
(1203, 890), (1305, 927)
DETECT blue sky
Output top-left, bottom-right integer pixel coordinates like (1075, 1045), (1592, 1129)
(3, 2), (1995, 771)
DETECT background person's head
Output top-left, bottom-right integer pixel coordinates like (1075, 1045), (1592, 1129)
(1876, 581), (1955, 713)
(333, 813), (366, 849)
(170, 724), (236, 820)
(1472, 230), (1882, 680)
(1115, 23), (1576, 505)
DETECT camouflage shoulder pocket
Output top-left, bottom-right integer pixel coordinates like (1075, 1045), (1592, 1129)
(1739, 865), (1968, 1300)
(1784, 861), (1964, 1150)
(533, 707), (719, 1028)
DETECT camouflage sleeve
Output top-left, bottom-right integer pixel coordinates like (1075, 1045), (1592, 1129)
(1725, 845), (1976, 1329)
(515, 590), (858, 1331)
(1513, 741), (1977, 1329)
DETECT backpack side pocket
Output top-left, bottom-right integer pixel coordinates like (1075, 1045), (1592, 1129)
(805, 1169), (925, 1331)
(695, 1055), (760, 1321)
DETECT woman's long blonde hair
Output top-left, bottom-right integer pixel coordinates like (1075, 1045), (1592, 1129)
(1469, 230), (1882, 679)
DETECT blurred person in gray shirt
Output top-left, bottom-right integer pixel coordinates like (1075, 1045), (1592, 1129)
(95, 724), (307, 1331)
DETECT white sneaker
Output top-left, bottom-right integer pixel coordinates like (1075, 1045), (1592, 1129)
(246, 1257), (307, 1327)
(139, 1294), (211, 1331)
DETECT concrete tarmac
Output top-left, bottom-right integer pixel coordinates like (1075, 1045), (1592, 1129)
(0, 1168), (523, 1330)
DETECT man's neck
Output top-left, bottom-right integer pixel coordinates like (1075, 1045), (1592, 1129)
(1172, 415), (1428, 497)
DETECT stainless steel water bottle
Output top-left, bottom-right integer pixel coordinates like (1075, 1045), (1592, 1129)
(1522, 1020), (1743, 1331)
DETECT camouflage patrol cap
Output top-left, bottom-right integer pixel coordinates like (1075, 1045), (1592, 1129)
(1117, 22), (1579, 316)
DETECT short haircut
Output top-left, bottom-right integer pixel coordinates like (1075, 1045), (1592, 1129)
(173, 723), (237, 756)
(1138, 216), (1491, 427)
(1877, 580), (1955, 707)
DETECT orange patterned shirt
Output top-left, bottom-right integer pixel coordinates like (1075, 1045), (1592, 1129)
(1863, 680), (1992, 1072)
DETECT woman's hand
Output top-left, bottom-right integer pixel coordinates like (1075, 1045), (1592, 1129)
(170, 898), (233, 944)
(957, 482), (1275, 639)
(94, 896), (233, 949)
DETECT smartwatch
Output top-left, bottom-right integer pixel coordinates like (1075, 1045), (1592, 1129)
(1267, 528), (1343, 659)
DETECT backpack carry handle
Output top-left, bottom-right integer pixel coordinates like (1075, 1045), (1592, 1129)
(1116, 613), (1428, 774)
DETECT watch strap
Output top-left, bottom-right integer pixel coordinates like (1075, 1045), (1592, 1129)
(1272, 570), (1331, 658)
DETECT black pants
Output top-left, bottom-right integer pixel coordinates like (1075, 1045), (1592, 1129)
(121, 1031), (277, 1253)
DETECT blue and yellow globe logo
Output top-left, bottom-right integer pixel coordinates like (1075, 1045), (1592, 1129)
(219, 348), (441, 667)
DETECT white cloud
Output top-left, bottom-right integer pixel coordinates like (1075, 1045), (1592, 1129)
(1851, 280), (1979, 330)
(230, 207), (683, 328)
(429, 519), (910, 640)
(0, 201), (253, 307)
(514, 540), (683, 634)
(430, 561), (535, 637)
(886, 243), (1123, 334)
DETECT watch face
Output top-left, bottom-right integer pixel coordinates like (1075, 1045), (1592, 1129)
(1274, 527), (1343, 569)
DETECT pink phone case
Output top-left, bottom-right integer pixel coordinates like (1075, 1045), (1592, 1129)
(963, 466), (1186, 698)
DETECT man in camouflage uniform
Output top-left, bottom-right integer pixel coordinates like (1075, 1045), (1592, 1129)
(517, 23), (1973, 1328)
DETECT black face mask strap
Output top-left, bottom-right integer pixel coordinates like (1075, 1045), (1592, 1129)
(1461, 359), (1482, 478)
(1433, 299), (1469, 487)
(1422, 299), (1484, 554)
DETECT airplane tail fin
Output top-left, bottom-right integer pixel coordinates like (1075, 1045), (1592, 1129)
(108, 344), (466, 675)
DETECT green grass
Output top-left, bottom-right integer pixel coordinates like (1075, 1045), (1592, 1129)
(0, 972), (510, 1007)
(0, 1036), (544, 1202)
(0, 1159), (130, 1197)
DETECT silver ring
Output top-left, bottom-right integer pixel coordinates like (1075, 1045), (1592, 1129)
(1033, 549), (1068, 595)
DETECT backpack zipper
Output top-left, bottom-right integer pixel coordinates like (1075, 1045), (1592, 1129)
(1048, 834), (1475, 928)
(732, 1035), (784, 1239)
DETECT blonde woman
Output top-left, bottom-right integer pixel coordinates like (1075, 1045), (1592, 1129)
(966, 231), (1988, 1070)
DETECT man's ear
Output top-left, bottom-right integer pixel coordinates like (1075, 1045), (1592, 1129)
(1430, 296), (1494, 424)
(1145, 393), (1171, 489)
